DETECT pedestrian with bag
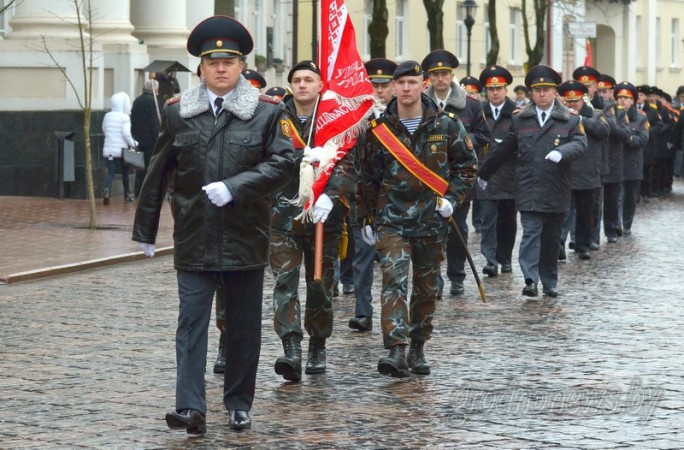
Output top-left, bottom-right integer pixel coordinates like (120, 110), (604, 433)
(102, 91), (137, 204)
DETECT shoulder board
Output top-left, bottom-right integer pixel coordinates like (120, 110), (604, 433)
(369, 117), (385, 128)
(259, 94), (281, 104)
(649, 103), (658, 109)
(638, 109), (647, 116)
(444, 111), (457, 120)
(165, 97), (180, 106)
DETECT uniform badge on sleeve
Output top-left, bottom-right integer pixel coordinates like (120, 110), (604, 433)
(577, 122), (586, 135)
(280, 120), (292, 138)
(464, 135), (474, 151)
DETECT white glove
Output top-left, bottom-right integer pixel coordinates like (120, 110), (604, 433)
(545, 150), (562, 163)
(202, 182), (232, 207)
(667, 142), (674, 150)
(313, 193), (333, 223)
(436, 197), (454, 218)
(304, 146), (325, 163)
(361, 224), (378, 246)
(139, 243), (155, 257)
(477, 177), (488, 191)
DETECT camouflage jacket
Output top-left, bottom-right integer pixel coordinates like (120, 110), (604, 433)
(358, 94), (478, 237)
(271, 97), (353, 234)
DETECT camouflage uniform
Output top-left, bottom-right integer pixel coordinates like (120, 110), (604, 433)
(359, 94), (478, 349)
(270, 98), (354, 341)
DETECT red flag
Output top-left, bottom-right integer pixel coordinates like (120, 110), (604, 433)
(584, 40), (593, 68)
(309, 0), (374, 204)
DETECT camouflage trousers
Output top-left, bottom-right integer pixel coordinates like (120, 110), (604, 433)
(270, 230), (340, 340)
(377, 232), (445, 348)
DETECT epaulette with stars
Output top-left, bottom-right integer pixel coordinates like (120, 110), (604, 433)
(165, 96), (180, 106)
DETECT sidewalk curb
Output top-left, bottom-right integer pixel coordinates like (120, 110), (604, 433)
(1, 247), (174, 285)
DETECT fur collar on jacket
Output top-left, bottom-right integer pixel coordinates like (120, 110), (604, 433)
(517, 99), (572, 122)
(425, 81), (467, 111)
(179, 76), (260, 120)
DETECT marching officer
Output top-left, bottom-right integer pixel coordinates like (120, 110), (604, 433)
(421, 49), (490, 297)
(270, 61), (353, 383)
(358, 60), (477, 377)
(478, 65), (587, 298)
(615, 82), (650, 236)
(557, 80), (610, 260)
(476, 65), (517, 276)
(348, 57), (398, 332)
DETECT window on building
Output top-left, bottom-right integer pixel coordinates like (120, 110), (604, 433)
(0, 0), (6, 37)
(636, 15), (642, 67)
(656, 17), (662, 68)
(483, 4), (491, 62)
(671, 18), (679, 67)
(395, 0), (407, 58)
(362, 2), (371, 59)
(509, 8), (521, 65)
(456, 3), (467, 61)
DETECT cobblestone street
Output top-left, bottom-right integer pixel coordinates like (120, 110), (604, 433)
(1, 183), (683, 448)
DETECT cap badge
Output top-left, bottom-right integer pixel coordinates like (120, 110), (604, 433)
(216, 40), (223, 48)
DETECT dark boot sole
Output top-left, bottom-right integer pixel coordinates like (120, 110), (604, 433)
(305, 365), (326, 375)
(165, 412), (206, 435)
(274, 360), (302, 382)
(213, 364), (225, 374)
(378, 361), (410, 378)
(410, 365), (431, 375)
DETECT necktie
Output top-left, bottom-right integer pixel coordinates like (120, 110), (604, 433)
(494, 107), (499, 119)
(214, 97), (224, 116)
(541, 111), (547, 125)
(439, 101), (445, 110)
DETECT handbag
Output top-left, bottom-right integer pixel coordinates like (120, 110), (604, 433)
(122, 147), (145, 170)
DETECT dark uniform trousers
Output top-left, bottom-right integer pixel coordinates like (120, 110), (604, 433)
(175, 269), (263, 414)
(445, 201), (470, 283)
(479, 198), (517, 267)
(622, 179), (641, 230)
(270, 230), (340, 340)
(378, 232), (445, 349)
(570, 188), (600, 253)
(352, 226), (376, 318)
(519, 211), (564, 289)
(602, 182), (622, 238)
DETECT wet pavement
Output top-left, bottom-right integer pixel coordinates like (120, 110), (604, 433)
(1, 183), (684, 448)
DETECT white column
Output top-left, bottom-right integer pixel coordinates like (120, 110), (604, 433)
(646, 0), (657, 85)
(130, 0), (188, 48)
(5, 0), (81, 40)
(624, 2), (637, 82)
(89, 0), (138, 44)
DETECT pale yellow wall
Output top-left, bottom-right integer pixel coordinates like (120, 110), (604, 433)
(0, 67), (67, 99)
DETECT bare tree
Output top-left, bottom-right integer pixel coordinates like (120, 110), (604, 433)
(368, 0), (388, 58)
(485, 0), (500, 66)
(37, 0), (98, 228)
(423, 0), (445, 51)
(0, 0), (20, 15)
(522, 0), (549, 70)
(215, 0), (236, 16)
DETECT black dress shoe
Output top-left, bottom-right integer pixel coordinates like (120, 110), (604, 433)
(228, 410), (251, 430)
(500, 264), (513, 273)
(607, 236), (618, 243)
(348, 316), (372, 331)
(577, 251), (591, 260)
(589, 242), (599, 251)
(558, 247), (566, 261)
(342, 284), (355, 294)
(482, 264), (498, 277)
(616, 226), (623, 237)
(522, 282), (538, 297)
(165, 409), (206, 435)
(450, 282), (464, 295)
(542, 287), (559, 297)
(623, 228), (632, 235)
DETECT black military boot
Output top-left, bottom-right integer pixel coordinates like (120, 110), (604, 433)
(407, 339), (430, 375)
(305, 338), (327, 374)
(213, 331), (226, 374)
(103, 188), (110, 205)
(378, 344), (410, 378)
(274, 334), (302, 382)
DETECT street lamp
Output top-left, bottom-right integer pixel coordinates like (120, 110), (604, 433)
(460, 0), (478, 76)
